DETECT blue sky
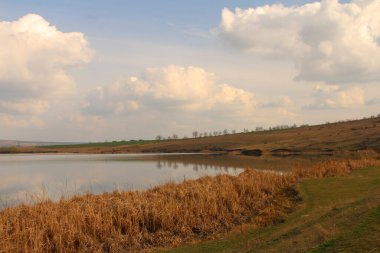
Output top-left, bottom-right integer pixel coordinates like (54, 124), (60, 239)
(0, 0), (379, 141)
(0, 1), (314, 37)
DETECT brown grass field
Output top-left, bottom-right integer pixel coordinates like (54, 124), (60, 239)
(12, 116), (379, 155)
(0, 152), (379, 253)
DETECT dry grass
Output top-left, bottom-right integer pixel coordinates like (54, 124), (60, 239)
(292, 151), (380, 179)
(0, 153), (379, 253)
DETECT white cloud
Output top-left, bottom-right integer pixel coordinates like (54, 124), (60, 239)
(218, 0), (380, 84)
(305, 85), (365, 109)
(0, 14), (94, 115)
(83, 65), (255, 117)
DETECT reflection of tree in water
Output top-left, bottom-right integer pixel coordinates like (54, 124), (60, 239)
(153, 154), (340, 172)
(156, 161), (180, 170)
(156, 158), (239, 173)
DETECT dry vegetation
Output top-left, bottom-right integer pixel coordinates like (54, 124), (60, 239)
(0, 153), (379, 253)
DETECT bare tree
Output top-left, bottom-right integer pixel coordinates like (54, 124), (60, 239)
(155, 135), (162, 141)
(223, 129), (229, 135)
(192, 131), (198, 138)
(172, 134), (178, 140)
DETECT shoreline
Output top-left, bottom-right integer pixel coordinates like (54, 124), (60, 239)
(0, 146), (370, 157)
(1, 154), (379, 252)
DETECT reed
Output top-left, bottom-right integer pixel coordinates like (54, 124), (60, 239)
(291, 151), (380, 179)
(0, 154), (379, 253)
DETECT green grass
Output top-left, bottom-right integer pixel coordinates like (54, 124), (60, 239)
(311, 206), (380, 253)
(159, 166), (380, 253)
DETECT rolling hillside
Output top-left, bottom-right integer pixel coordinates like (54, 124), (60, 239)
(33, 116), (380, 154)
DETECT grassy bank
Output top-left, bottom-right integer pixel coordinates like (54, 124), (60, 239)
(163, 165), (380, 253)
(0, 156), (379, 252)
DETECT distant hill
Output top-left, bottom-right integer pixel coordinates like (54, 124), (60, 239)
(32, 116), (380, 154)
(0, 140), (82, 148)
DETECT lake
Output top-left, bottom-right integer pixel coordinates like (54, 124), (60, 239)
(0, 153), (328, 208)
(0, 153), (243, 207)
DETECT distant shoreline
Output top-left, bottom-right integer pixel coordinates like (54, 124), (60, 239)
(2, 116), (378, 156)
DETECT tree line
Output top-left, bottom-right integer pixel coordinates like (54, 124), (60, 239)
(155, 124), (301, 141)
(155, 113), (380, 141)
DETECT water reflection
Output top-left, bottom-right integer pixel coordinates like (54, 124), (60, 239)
(0, 153), (343, 209)
(155, 159), (239, 173)
(153, 153), (331, 171)
(0, 153), (243, 208)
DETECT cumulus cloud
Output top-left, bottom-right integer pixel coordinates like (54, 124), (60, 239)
(305, 85), (365, 109)
(218, 0), (380, 84)
(0, 14), (94, 115)
(83, 65), (255, 117)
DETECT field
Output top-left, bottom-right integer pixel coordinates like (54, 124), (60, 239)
(24, 117), (380, 155)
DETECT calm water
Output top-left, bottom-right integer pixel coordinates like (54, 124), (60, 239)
(0, 153), (244, 207)
(0, 153), (334, 208)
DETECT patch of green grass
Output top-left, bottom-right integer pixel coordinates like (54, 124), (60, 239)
(159, 166), (380, 253)
(310, 205), (380, 253)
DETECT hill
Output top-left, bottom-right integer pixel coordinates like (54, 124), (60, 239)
(33, 116), (380, 154)
(0, 140), (81, 148)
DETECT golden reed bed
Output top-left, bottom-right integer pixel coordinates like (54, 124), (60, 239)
(0, 153), (379, 253)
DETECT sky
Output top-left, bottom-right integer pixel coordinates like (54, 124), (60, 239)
(0, 0), (379, 142)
